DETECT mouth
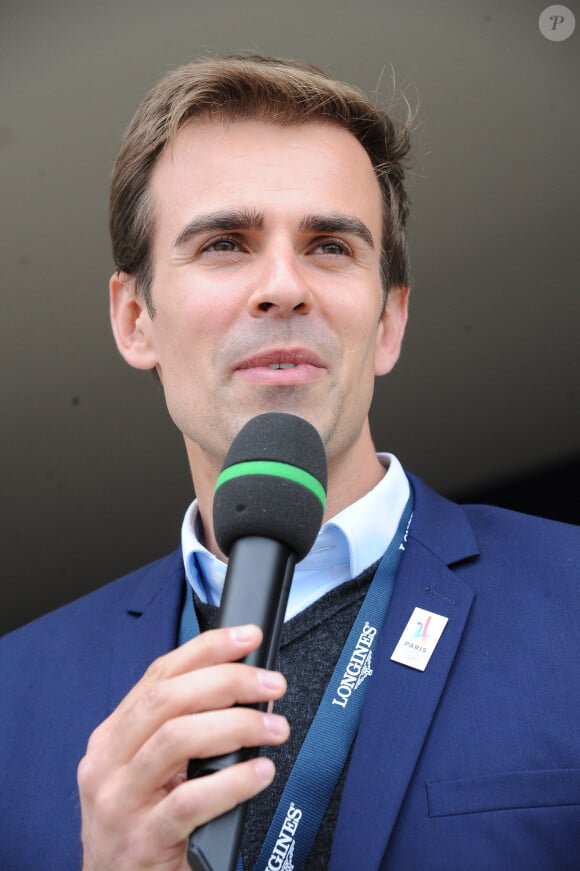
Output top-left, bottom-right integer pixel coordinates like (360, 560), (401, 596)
(234, 348), (326, 385)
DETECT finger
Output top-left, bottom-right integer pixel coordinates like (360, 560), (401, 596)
(147, 624), (264, 681)
(126, 709), (290, 795)
(150, 756), (276, 847)
(87, 625), (264, 751)
(88, 663), (287, 768)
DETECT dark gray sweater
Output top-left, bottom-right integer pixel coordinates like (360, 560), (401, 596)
(195, 563), (377, 870)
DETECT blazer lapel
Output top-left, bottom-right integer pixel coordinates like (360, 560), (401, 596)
(107, 550), (186, 712)
(329, 478), (478, 871)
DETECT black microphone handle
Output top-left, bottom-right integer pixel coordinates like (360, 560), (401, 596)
(187, 536), (296, 871)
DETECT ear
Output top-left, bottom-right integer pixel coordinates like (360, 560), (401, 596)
(109, 271), (158, 370)
(374, 286), (409, 376)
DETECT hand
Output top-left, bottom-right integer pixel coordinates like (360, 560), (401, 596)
(77, 625), (289, 871)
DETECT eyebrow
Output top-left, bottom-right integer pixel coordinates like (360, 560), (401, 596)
(173, 209), (375, 249)
(174, 209), (264, 247)
(299, 213), (375, 249)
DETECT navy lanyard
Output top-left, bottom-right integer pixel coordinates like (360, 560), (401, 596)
(179, 495), (413, 870)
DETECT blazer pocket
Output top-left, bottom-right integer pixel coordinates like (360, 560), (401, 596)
(427, 768), (580, 817)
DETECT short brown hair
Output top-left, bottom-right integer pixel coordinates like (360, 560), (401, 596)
(110, 55), (411, 312)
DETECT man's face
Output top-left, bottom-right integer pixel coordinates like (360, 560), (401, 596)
(113, 119), (407, 469)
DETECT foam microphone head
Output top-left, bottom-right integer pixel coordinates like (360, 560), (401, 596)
(213, 413), (328, 561)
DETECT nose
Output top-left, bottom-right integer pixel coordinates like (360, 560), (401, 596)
(247, 247), (313, 318)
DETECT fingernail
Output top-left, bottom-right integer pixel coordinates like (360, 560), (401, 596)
(230, 625), (257, 644)
(253, 756), (275, 783)
(257, 669), (284, 691)
(264, 714), (288, 737)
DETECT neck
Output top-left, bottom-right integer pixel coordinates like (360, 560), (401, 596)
(185, 419), (385, 561)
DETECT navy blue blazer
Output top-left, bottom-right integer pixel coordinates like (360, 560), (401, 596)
(1, 475), (579, 870)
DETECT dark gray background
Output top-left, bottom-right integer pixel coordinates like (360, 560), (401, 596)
(2, 0), (579, 635)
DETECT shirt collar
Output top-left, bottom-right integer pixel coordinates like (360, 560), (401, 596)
(181, 452), (409, 619)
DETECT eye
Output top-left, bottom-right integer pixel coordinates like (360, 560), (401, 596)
(312, 238), (352, 257)
(201, 235), (242, 253)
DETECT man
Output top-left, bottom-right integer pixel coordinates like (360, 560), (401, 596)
(0, 56), (578, 871)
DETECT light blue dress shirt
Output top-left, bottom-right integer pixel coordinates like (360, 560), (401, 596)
(181, 453), (409, 621)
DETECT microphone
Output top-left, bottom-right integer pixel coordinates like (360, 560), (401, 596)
(187, 412), (327, 871)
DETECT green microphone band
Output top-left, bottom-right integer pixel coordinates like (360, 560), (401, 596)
(215, 460), (326, 510)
